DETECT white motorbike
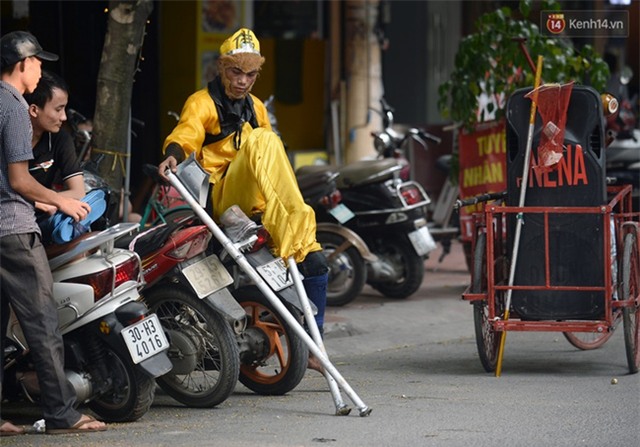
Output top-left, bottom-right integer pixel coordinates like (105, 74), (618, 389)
(3, 223), (172, 422)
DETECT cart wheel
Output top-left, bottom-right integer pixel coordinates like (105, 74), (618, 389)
(621, 232), (640, 374)
(472, 232), (501, 373)
(562, 330), (614, 350)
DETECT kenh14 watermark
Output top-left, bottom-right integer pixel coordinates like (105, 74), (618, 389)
(541, 10), (629, 38)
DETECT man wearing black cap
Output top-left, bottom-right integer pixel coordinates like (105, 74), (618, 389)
(0, 31), (106, 435)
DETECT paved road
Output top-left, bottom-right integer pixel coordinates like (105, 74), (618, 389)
(4, 241), (639, 446)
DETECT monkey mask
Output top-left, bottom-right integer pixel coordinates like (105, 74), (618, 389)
(218, 28), (265, 100)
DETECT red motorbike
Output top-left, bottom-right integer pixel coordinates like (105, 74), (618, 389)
(117, 164), (312, 404)
(117, 213), (241, 408)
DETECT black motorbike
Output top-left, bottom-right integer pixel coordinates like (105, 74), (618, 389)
(296, 168), (377, 306)
(294, 97), (442, 301)
(298, 157), (435, 300)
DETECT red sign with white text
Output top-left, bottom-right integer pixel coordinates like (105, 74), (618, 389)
(458, 120), (507, 241)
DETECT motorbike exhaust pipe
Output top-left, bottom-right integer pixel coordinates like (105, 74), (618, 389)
(166, 168), (372, 417)
(17, 370), (93, 404)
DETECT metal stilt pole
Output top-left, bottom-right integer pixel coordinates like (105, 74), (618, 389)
(166, 170), (372, 416)
(287, 257), (351, 415)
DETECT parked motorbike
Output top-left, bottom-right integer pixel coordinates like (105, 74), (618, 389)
(116, 207), (242, 408)
(298, 156), (435, 300)
(127, 163), (310, 397)
(370, 97), (442, 181)
(3, 223), (172, 422)
(221, 226), (309, 396)
(296, 98), (438, 300)
(296, 168), (377, 306)
(165, 154), (371, 415)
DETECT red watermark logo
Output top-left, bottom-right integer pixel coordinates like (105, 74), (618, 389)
(546, 13), (566, 34)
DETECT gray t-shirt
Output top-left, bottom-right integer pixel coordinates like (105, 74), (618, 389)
(0, 80), (39, 237)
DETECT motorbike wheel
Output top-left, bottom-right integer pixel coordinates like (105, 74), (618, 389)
(151, 206), (197, 227)
(369, 235), (425, 299)
(233, 286), (308, 395)
(88, 345), (156, 422)
(145, 286), (240, 408)
(317, 231), (366, 307)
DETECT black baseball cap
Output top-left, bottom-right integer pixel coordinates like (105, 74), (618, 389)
(1, 31), (58, 69)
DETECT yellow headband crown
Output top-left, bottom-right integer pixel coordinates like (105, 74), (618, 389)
(220, 28), (261, 56)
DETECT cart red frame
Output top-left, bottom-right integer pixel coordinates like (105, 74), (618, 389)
(462, 184), (640, 373)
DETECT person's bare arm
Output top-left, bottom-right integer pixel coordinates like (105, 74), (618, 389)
(34, 174), (85, 214)
(158, 142), (184, 181)
(58, 174), (85, 199)
(8, 161), (90, 222)
(158, 155), (178, 182)
(34, 201), (58, 215)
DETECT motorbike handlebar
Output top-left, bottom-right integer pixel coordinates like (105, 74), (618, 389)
(418, 130), (441, 145)
(404, 128), (442, 151)
(454, 191), (507, 209)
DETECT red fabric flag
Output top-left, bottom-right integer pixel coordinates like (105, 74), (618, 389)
(525, 82), (574, 172)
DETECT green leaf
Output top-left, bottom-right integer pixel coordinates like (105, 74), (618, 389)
(519, 0), (532, 19)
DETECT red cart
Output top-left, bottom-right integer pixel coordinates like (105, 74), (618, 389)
(462, 85), (640, 374)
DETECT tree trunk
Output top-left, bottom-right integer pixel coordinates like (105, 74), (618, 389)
(344, 0), (383, 163)
(91, 0), (153, 221)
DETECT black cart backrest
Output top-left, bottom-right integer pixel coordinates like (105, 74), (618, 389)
(504, 85), (607, 321)
(506, 85), (606, 207)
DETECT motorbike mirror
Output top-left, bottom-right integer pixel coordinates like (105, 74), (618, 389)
(620, 66), (633, 85)
(384, 110), (394, 128)
(175, 153), (211, 208)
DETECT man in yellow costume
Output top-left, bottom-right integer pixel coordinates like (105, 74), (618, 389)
(159, 29), (327, 369)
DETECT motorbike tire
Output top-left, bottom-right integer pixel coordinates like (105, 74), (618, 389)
(151, 206), (197, 227)
(144, 285), (240, 408)
(369, 235), (425, 299)
(233, 286), (308, 395)
(317, 231), (366, 307)
(88, 344), (156, 422)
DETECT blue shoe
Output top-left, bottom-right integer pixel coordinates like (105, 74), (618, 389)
(50, 189), (107, 244)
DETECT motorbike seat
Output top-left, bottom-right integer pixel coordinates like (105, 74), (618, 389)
(297, 159), (403, 189)
(45, 231), (95, 261)
(295, 170), (339, 205)
(335, 159), (402, 189)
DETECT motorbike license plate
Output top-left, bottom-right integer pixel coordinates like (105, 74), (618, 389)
(328, 203), (355, 224)
(182, 254), (234, 298)
(408, 226), (437, 256)
(122, 314), (169, 364)
(256, 258), (293, 292)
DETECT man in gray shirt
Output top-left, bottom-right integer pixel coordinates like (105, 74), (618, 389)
(0, 30), (106, 435)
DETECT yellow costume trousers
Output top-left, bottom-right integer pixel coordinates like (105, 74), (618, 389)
(212, 127), (320, 263)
